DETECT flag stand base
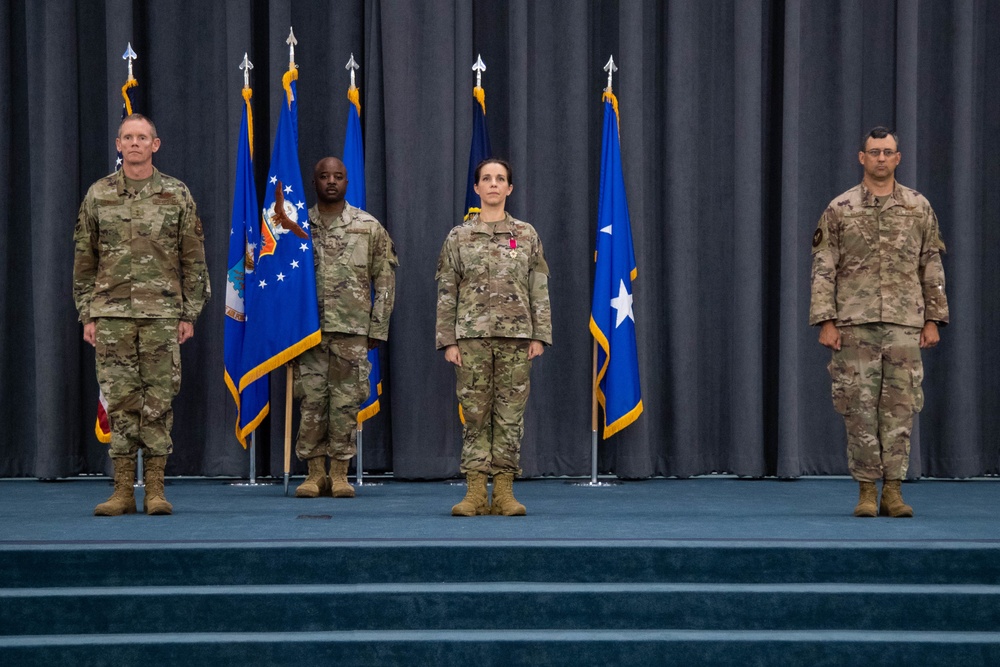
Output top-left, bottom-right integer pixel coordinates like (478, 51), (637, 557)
(228, 438), (276, 486)
(566, 479), (622, 487)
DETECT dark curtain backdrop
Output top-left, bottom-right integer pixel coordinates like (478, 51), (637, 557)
(2, 0), (997, 479)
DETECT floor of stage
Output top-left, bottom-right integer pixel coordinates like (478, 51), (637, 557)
(2, 476), (998, 545)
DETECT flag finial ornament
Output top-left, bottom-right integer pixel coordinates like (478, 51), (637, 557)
(240, 52), (254, 89)
(286, 27), (298, 69)
(122, 42), (138, 80)
(120, 42), (139, 116)
(472, 54), (486, 89)
(346, 53), (359, 89)
(239, 53), (254, 155)
(281, 29), (299, 106)
(603, 55), (617, 92)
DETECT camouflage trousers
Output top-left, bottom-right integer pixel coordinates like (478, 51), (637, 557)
(455, 338), (531, 475)
(828, 323), (924, 482)
(293, 332), (370, 461)
(94, 318), (181, 459)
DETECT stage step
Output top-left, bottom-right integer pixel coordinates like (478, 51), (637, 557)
(3, 542), (999, 587)
(2, 542), (999, 665)
(3, 582), (1000, 636)
(2, 629), (1000, 666)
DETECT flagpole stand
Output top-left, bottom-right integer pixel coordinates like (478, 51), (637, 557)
(230, 432), (276, 486)
(568, 428), (620, 487)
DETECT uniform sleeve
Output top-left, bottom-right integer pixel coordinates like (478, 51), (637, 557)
(179, 190), (211, 322)
(72, 192), (100, 324)
(809, 206), (839, 326)
(919, 205), (949, 325)
(368, 224), (398, 341)
(434, 233), (460, 349)
(528, 232), (553, 345)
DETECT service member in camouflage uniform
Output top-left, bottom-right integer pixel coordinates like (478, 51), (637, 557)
(810, 127), (949, 518)
(74, 114), (210, 516)
(436, 158), (552, 516)
(292, 157), (397, 499)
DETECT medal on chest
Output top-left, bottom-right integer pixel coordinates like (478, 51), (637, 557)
(508, 237), (517, 258)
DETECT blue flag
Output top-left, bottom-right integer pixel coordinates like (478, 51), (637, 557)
(463, 85), (493, 219)
(590, 91), (642, 437)
(224, 88), (269, 446)
(240, 70), (320, 392)
(343, 86), (381, 424)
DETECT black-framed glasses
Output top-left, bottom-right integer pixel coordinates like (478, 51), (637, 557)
(865, 149), (897, 158)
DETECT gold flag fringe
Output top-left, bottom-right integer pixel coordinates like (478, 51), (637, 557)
(121, 78), (138, 116)
(282, 67), (298, 107)
(348, 85), (361, 115)
(242, 87), (254, 158)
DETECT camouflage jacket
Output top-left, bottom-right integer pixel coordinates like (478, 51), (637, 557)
(309, 204), (398, 340)
(809, 181), (949, 328)
(73, 169), (210, 323)
(435, 212), (552, 348)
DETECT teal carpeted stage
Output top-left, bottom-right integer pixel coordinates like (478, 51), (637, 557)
(1, 477), (999, 665)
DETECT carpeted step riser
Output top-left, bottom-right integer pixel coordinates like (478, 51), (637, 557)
(4, 589), (1000, 635)
(4, 636), (1000, 667)
(5, 546), (1000, 588)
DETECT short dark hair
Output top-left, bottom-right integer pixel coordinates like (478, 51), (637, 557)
(861, 126), (898, 152)
(474, 158), (513, 185)
(119, 113), (158, 139)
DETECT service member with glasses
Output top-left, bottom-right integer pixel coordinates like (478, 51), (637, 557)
(809, 126), (949, 519)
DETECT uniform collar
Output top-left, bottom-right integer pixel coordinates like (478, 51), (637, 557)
(115, 167), (162, 197)
(470, 211), (514, 236)
(860, 181), (905, 208)
(310, 202), (355, 228)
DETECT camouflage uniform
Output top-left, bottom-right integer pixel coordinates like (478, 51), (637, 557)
(293, 204), (397, 461)
(435, 212), (552, 474)
(73, 169), (210, 459)
(810, 181), (948, 481)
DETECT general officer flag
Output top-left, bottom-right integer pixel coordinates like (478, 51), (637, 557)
(240, 68), (320, 390)
(224, 85), (269, 447)
(96, 54), (140, 445)
(343, 83), (381, 424)
(590, 90), (642, 437)
(463, 83), (493, 220)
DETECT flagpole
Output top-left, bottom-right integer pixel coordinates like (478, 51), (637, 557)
(355, 422), (364, 487)
(135, 456), (144, 489)
(591, 340), (599, 484)
(573, 56), (633, 489)
(283, 365), (293, 495)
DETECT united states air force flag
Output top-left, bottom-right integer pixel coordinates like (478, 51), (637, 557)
(240, 68), (320, 390)
(590, 90), (642, 437)
(224, 85), (269, 446)
(343, 83), (381, 424)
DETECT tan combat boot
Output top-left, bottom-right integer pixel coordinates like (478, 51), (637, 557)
(490, 472), (526, 516)
(853, 481), (878, 517)
(451, 471), (489, 516)
(295, 457), (331, 498)
(879, 479), (914, 518)
(94, 457), (137, 516)
(143, 455), (173, 515)
(329, 458), (356, 498)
